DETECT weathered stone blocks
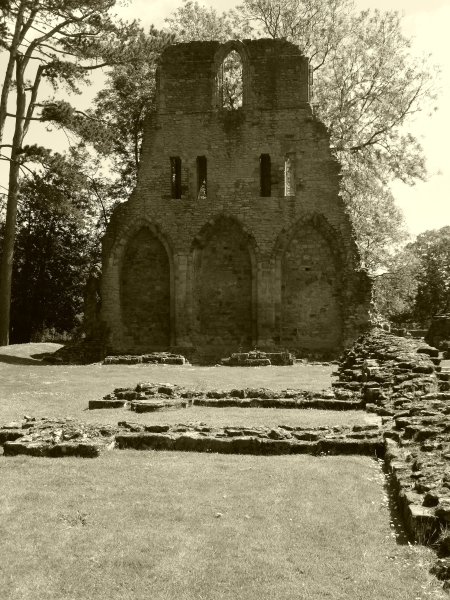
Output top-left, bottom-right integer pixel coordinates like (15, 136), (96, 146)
(221, 350), (295, 366)
(88, 382), (364, 412)
(113, 423), (384, 456)
(100, 39), (372, 361)
(103, 352), (188, 365)
(193, 217), (253, 348)
(281, 225), (342, 348)
(0, 418), (117, 457)
(121, 227), (171, 349)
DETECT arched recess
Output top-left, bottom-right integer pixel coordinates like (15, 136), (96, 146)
(273, 214), (344, 350)
(191, 214), (257, 348)
(213, 40), (251, 109)
(120, 223), (174, 349)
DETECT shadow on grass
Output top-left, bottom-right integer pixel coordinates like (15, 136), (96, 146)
(381, 459), (411, 546)
(0, 354), (49, 366)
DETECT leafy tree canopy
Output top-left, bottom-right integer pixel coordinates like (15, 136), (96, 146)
(44, 0), (440, 276)
(409, 227), (450, 325)
(244, 1), (439, 273)
(0, 149), (103, 342)
(372, 227), (450, 327)
(164, 0), (250, 42)
(237, 0), (438, 182)
(0, 0), (143, 344)
(341, 163), (409, 272)
(91, 27), (175, 196)
(372, 248), (419, 325)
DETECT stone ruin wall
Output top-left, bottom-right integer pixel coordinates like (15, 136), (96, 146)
(101, 39), (372, 360)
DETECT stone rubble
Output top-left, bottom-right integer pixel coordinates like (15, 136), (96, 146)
(221, 350), (296, 366)
(114, 422), (383, 456)
(103, 352), (189, 365)
(90, 382), (364, 412)
(42, 324), (108, 364)
(330, 329), (450, 584)
(335, 329), (441, 414)
(0, 417), (383, 458)
(0, 417), (117, 457)
(7, 328), (450, 586)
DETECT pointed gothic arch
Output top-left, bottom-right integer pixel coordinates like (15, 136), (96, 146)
(114, 219), (175, 350)
(273, 213), (344, 349)
(213, 40), (251, 109)
(190, 214), (257, 348)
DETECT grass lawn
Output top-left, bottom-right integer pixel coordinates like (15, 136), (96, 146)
(0, 343), (336, 392)
(95, 406), (379, 429)
(0, 343), (362, 430)
(0, 343), (445, 600)
(0, 452), (445, 600)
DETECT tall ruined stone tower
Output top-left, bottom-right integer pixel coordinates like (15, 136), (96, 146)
(101, 39), (372, 359)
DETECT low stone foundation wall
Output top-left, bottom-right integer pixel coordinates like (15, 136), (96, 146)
(0, 417), (116, 457)
(103, 352), (189, 365)
(221, 350), (295, 366)
(332, 329), (450, 585)
(0, 417), (383, 458)
(90, 382), (363, 412)
(115, 422), (383, 456)
(6, 328), (450, 588)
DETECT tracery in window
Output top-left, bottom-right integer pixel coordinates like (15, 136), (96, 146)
(221, 50), (243, 110)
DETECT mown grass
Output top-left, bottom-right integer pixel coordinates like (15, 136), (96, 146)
(0, 343), (359, 430)
(0, 452), (445, 600)
(0, 343), (335, 392)
(104, 406), (379, 429)
(0, 344), (445, 600)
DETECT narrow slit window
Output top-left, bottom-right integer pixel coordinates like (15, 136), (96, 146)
(284, 153), (295, 196)
(260, 154), (271, 197)
(170, 157), (181, 199)
(197, 156), (207, 199)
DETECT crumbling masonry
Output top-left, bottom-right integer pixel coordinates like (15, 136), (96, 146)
(101, 39), (372, 360)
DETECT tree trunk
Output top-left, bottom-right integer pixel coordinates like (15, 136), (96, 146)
(0, 150), (21, 345)
(0, 59), (26, 346)
(0, 0), (27, 143)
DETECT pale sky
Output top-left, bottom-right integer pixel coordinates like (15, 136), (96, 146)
(1, 0), (449, 237)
